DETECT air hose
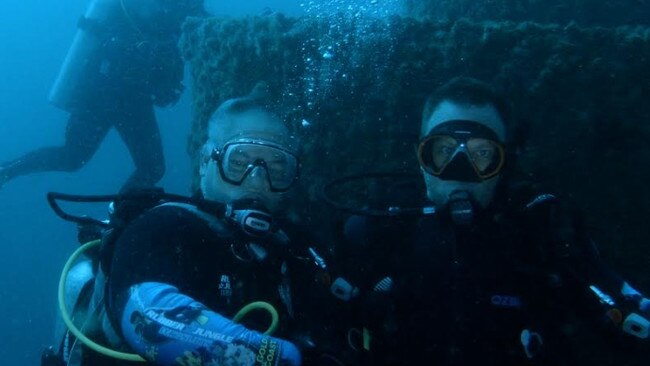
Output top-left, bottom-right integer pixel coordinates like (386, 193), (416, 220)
(233, 301), (279, 335)
(59, 239), (279, 362)
(58, 239), (145, 362)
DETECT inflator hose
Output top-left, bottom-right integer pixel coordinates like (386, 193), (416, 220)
(58, 239), (146, 362)
(59, 240), (280, 362)
(233, 301), (279, 335)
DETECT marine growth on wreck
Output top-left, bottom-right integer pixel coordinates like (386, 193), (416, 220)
(179, 0), (650, 302)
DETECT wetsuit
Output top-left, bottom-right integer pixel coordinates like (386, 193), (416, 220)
(331, 184), (648, 365)
(71, 203), (307, 365)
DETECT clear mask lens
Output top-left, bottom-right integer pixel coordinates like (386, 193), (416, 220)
(419, 135), (505, 180)
(219, 142), (298, 191)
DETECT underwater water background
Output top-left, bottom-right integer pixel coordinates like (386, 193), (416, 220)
(0, 1), (305, 364)
(1, 0), (649, 365)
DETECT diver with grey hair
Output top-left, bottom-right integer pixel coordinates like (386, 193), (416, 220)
(0, 0), (205, 193)
(331, 77), (650, 365)
(42, 85), (319, 365)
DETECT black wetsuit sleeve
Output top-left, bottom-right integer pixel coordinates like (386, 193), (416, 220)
(107, 205), (226, 324)
(554, 204), (625, 299)
(105, 206), (301, 365)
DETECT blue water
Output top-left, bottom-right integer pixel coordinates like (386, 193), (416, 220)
(3, 1), (647, 365)
(0, 0), (311, 364)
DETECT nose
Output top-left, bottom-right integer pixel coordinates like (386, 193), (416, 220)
(243, 166), (270, 189)
(249, 165), (268, 178)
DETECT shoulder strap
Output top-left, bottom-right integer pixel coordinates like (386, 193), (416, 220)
(158, 202), (230, 236)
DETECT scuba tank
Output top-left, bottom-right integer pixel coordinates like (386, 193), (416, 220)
(48, 0), (162, 113)
(49, 0), (120, 112)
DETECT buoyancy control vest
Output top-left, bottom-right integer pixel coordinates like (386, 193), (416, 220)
(43, 189), (307, 366)
(329, 185), (615, 365)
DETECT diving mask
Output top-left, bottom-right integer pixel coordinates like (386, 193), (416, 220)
(417, 120), (505, 182)
(211, 139), (299, 192)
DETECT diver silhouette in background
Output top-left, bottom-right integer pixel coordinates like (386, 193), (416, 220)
(0, 0), (205, 193)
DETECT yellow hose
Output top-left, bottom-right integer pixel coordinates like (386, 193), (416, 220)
(233, 301), (279, 335)
(59, 239), (280, 362)
(58, 239), (146, 362)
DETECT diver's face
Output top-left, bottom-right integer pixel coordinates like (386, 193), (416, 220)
(200, 114), (296, 214)
(420, 100), (506, 209)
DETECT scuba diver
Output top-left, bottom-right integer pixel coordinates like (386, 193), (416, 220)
(41, 86), (330, 365)
(327, 77), (650, 365)
(0, 0), (205, 193)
